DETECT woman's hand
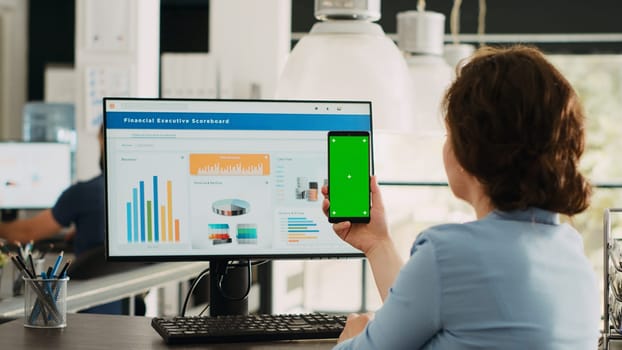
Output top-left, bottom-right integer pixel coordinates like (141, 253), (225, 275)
(323, 176), (403, 301)
(321, 176), (390, 255)
(337, 312), (374, 343)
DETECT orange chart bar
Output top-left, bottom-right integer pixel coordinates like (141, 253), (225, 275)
(287, 235), (318, 239)
(167, 180), (173, 242)
(189, 154), (270, 176)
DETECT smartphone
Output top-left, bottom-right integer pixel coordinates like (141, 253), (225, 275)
(328, 131), (371, 223)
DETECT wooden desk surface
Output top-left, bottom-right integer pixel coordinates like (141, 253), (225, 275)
(0, 313), (337, 349)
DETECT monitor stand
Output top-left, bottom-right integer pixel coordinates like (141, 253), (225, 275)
(208, 259), (249, 316)
(0, 209), (18, 222)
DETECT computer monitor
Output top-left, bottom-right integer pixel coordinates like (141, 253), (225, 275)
(103, 98), (372, 316)
(103, 98), (372, 261)
(0, 142), (72, 210)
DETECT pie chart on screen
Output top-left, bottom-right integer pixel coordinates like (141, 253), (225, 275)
(212, 199), (250, 216)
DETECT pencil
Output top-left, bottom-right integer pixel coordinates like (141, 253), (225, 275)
(15, 241), (24, 260)
(50, 251), (64, 277)
(57, 261), (71, 279)
(13, 254), (35, 279)
(28, 254), (37, 277)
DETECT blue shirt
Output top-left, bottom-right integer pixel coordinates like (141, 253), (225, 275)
(334, 208), (600, 350)
(51, 174), (105, 257)
(51, 174), (123, 315)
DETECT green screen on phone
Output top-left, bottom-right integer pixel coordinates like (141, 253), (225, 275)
(328, 131), (370, 223)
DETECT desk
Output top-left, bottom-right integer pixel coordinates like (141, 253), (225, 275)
(0, 262), (208, 317)
(0, 313), (336, 349)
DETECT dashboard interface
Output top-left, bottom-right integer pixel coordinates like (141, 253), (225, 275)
(104, 98), (372, 260)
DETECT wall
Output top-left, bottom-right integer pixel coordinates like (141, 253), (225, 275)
(0, 0), (27, 140)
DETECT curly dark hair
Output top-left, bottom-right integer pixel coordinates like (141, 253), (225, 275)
(443, 45), (591, 216)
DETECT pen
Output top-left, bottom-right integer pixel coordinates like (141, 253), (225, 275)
(29, 272), (55, 324)
(49, 261), (70, 323)
(50, 261), (71, 322)
(11, 255), (59, 323)
(50, 251), (64, 277)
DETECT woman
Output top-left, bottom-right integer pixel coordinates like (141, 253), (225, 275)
(323, 45), (600, 349)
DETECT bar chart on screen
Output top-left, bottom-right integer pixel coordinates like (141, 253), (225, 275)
(125, 176), (183, 244)
(286, 216), (320, 243)
(189, 153), (270, 176)
(108, 151), (189, 247)
(275, 211), (322, 245)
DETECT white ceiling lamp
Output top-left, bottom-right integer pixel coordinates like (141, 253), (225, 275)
(275, 0), (418, 313)
(275, 0), (416, 132)
(397, 7), (452, 135)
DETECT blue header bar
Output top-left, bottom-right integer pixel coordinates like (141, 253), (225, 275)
(105, 111), (371, 131)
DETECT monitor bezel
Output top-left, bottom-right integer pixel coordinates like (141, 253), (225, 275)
(103, 97), (373, 262)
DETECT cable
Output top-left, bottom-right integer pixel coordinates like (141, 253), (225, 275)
(217, 260), (252, 301)
(197, 301), (210, 317)
(179, 259), (270, 317)
(180, 266), (210, 317)
(450, 0), (463, 45)
(478, 0), (487, 46)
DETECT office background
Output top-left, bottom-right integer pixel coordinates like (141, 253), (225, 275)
(1, 0), (621, 315)
(26, 0), (622, 102)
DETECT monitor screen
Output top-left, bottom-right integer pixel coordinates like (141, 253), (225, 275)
(104, 98), (372, 260)
(0, 142), (72, 209)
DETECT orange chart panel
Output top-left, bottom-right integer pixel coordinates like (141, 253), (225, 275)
(189, 154), (270, 176)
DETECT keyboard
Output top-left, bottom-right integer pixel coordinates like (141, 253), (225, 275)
(151, 313), (347, 344)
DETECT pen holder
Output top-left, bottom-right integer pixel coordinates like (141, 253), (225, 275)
(12, 258), (45, 296)
(23, 276), (69, 328)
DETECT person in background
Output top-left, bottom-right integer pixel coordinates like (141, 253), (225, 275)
(323, 45), (599, 349)
(0, 125), (128, 314)
(0, 126), (104, 257)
